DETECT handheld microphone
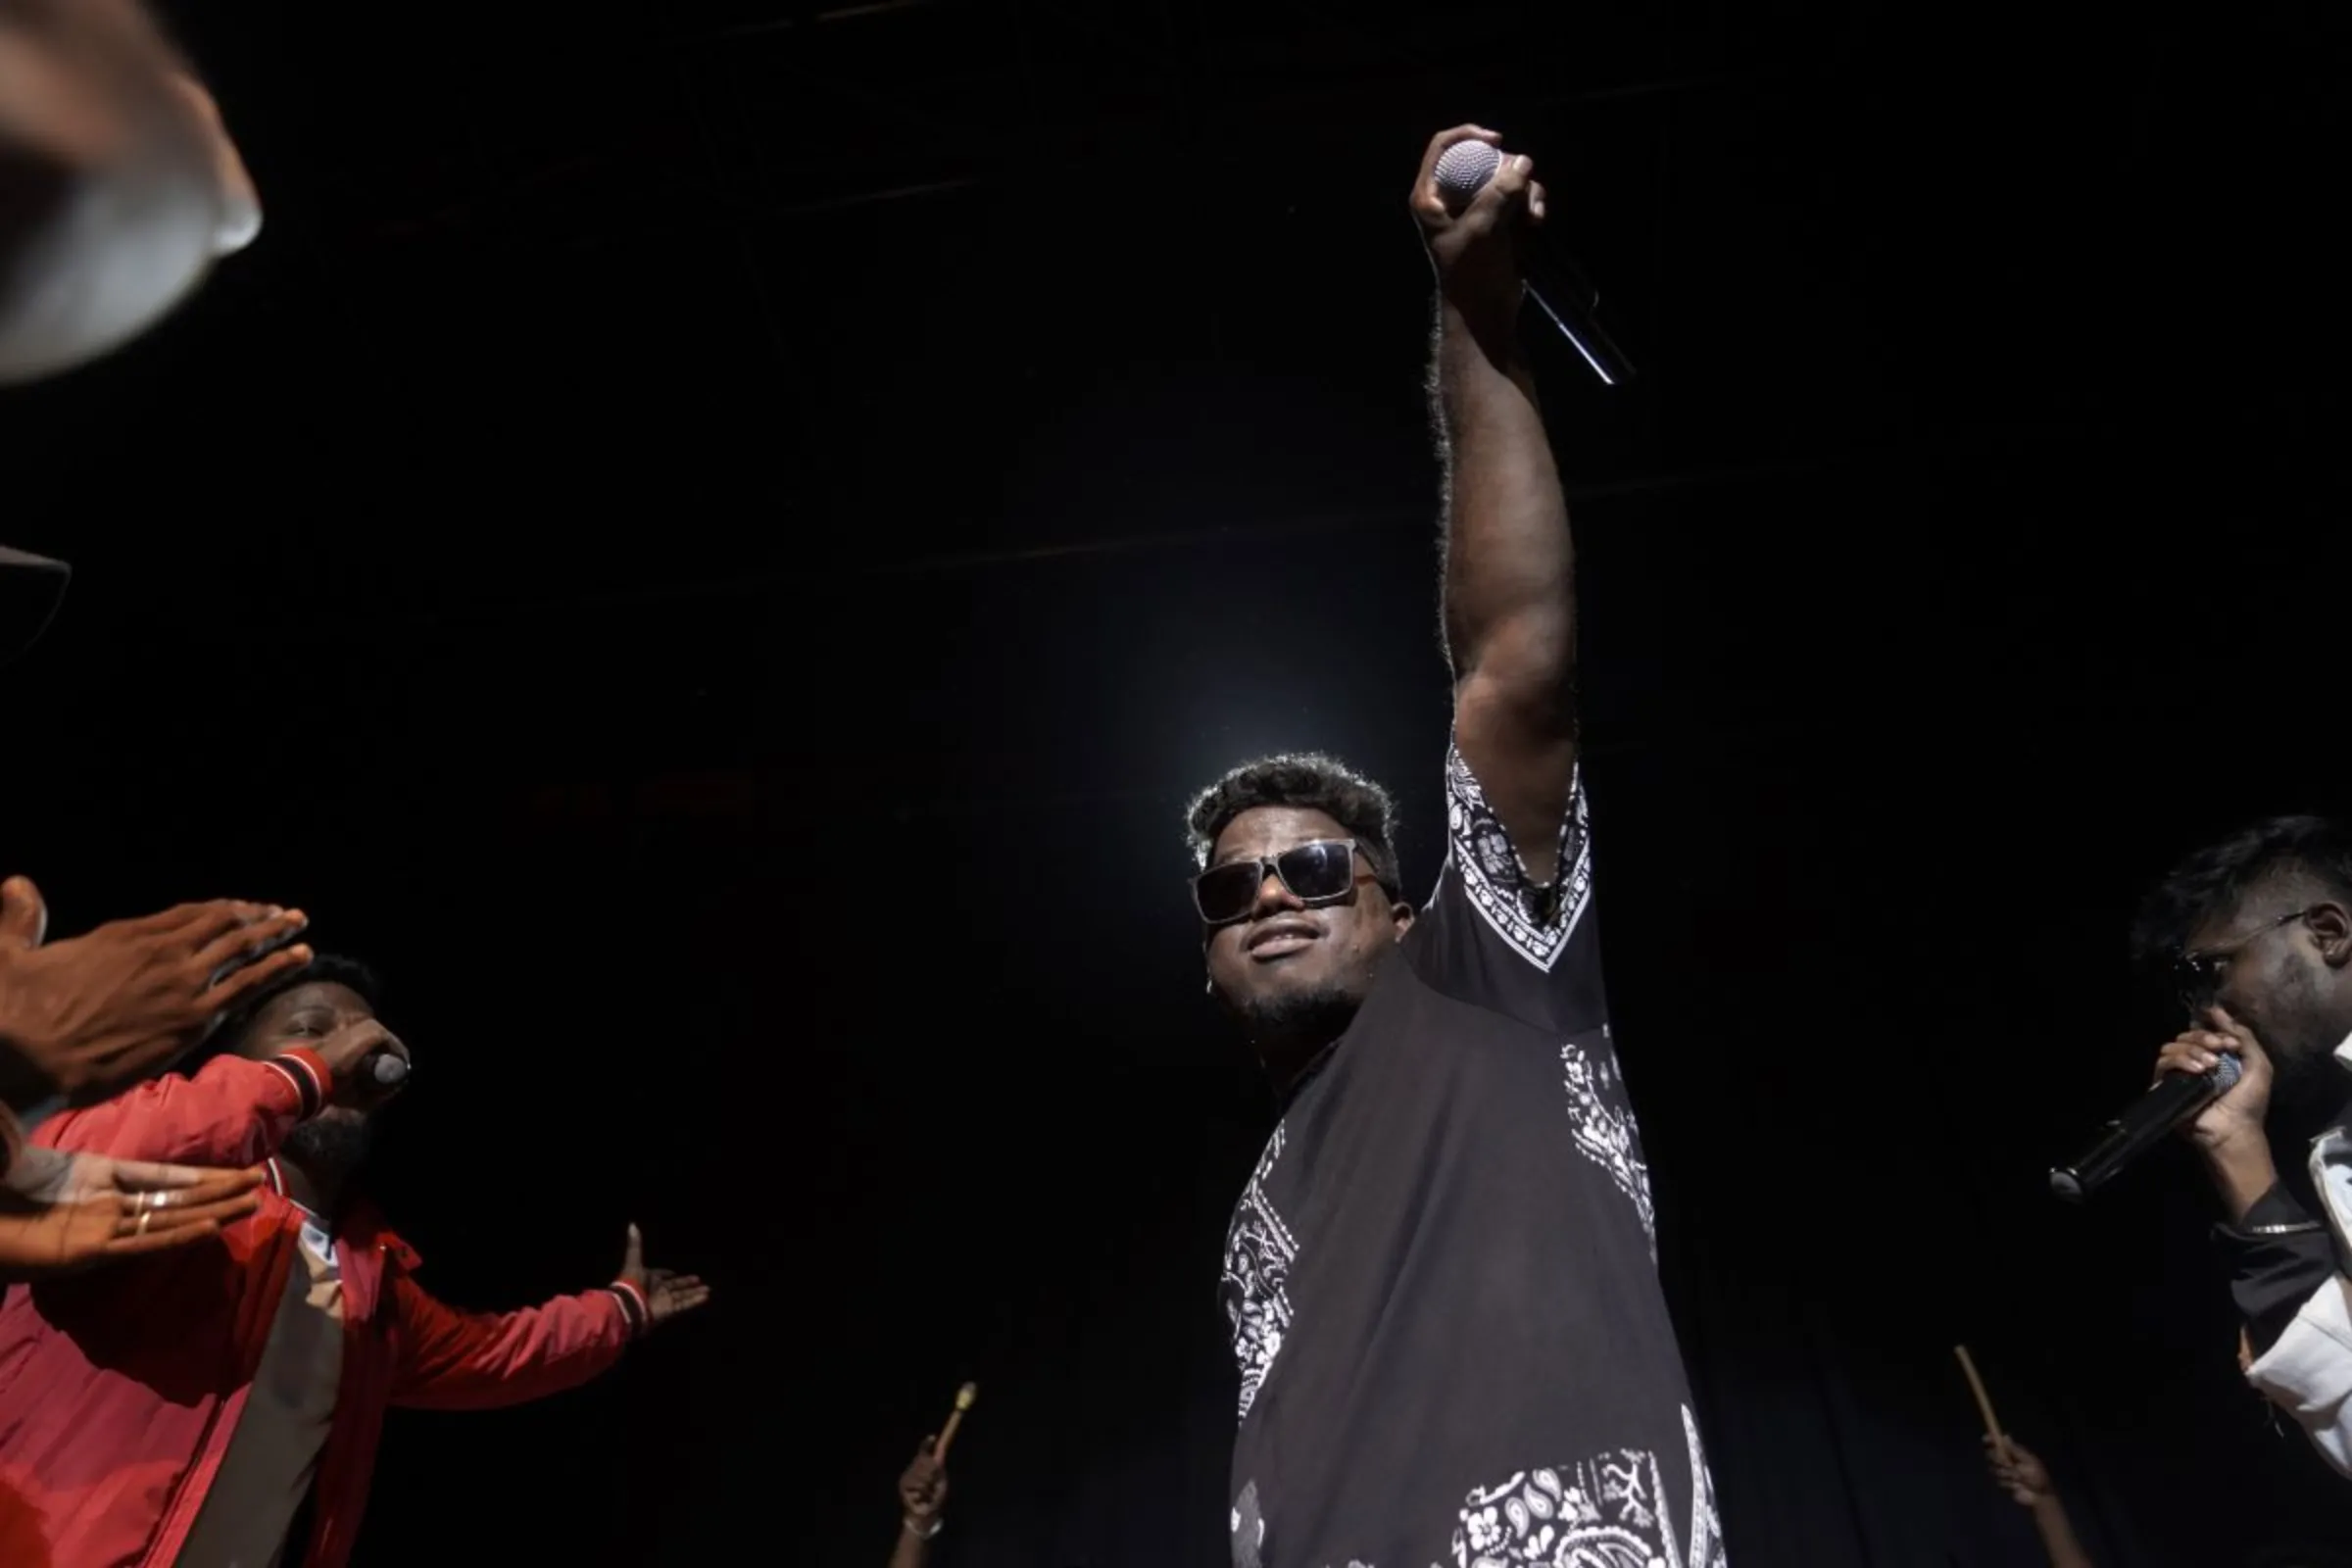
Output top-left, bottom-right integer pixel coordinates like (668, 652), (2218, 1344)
(367, 1053), (409, 1087)
(2049, 1054), (2241, 1201)
(1431, 140), (1635, 386)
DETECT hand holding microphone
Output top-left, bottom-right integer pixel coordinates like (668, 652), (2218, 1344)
(2155, 1007), (2272, 1152)
(2049, 1006), (2269, 1202)
(313, 1017), (411, 1102)
(1411, 125), (1634, 385)
(1412, 125), (1540, 319)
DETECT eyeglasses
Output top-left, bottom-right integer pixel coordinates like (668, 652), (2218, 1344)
(1191, 839), (1371, 926)
(2172, 906), (2317, 1011)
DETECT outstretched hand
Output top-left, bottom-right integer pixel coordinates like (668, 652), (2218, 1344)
(0, 1147), (262, 1281)
(619, 1222), (711, 1329)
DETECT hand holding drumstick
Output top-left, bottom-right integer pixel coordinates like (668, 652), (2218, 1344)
(890, 1384), (975, 1568)
(1954, 1347), (2095, 1568)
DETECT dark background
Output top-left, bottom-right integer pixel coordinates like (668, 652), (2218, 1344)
(8, 0), (2352, 1562)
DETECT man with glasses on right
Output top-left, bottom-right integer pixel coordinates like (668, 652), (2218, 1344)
(2133, 814), (2352, 1478)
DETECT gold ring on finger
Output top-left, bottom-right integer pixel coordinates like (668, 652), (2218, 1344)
(136, 1210), (152, 1237)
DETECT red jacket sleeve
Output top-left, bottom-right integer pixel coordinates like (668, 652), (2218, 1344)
(386, 1271), (641, 1411)
(31, 1048), (330, 1166)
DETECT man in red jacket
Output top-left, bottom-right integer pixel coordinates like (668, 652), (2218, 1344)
(0, 954), (710, 1567)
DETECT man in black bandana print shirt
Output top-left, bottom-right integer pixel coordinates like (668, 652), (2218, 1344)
(1183, 126), (1725, 1568)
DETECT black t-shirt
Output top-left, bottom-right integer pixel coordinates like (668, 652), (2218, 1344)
(1220, 744), (1725, 1568)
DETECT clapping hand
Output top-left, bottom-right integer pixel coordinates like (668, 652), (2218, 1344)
(0, 1146), (261, 1281)
(0, 876), (311, 1112)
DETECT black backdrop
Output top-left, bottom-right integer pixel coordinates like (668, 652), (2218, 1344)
(7, 1), (2352, 1563)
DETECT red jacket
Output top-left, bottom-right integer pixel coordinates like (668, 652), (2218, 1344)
(0, 1049), (648, 1568)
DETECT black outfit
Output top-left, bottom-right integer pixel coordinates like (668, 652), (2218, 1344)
(2223, 1185), (2347, 1356)
(1220, 746), (1723, 1568)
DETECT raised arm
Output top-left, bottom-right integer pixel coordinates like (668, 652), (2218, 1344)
(1412, 126), (1579, 882)
(887, 1439), (949, 1568)
(35, 1048), (331, 1167)
(1984, 1437), (2098, 1568)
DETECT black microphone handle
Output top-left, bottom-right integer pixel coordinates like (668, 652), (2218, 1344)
(2049, 1061), (2235, 1202)
(1430, 144), (1636, 386)
(1523, 273), (1636, 387)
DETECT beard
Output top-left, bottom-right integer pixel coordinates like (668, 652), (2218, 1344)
(2255, 970), (2352, 1114)
(2275, 1038), (2343, 1099)
(2269, 1049), (2352, 1157)
(1232, 981), (1367, 1092)
(280, 1110), (375, 1178)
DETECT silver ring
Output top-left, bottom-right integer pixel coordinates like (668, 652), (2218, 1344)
(143, 1191), (167, 1212)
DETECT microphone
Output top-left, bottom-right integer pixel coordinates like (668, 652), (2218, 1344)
(2048, 1054), (2241, 1201)
(367, 1053), (409, 1088)
(1432, 140), (1636, 386)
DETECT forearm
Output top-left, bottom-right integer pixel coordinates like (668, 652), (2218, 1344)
(1434, 295), (1575, 697)
(2199, 1127), (2345, 1358)
(34, 1052), (321, 1166)
(390, 1283), (638, 1409)
(1432, 291), (1582, 876)
(887, 1521), (935, 1568)
(0, 965), (71, 1113)
(2203, 1133), (2281, 1226)
(2029, 1496), (2095, 1568)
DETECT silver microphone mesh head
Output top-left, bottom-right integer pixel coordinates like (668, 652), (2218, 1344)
(1433, 140), (1502, 214)
(370, 1054), (409, 1086)
(2212, 1052), (2244, 1093)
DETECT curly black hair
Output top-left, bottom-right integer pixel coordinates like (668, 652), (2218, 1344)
(199, 952), (385, 1064)
(1185, 752), (1402, 899)
(2130, 814), (2352, 968)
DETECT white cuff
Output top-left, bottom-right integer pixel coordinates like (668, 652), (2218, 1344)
(2246, 1274), (2352, 1479)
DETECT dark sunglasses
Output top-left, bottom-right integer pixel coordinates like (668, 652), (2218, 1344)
(1192, 839), (1370, 926)
(2171, 906), (2317, 1011)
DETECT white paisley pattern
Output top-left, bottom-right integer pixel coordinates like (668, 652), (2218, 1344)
(1232, 1480), (1267, 1568)
(1445, 745), (1592, 972)
(1447, 1406), (1724, 1568)
(1559, 1025), (1655, 1257)
(1223, 1123), (1298, 1422)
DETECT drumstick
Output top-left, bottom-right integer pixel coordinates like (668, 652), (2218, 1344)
(934, 1382), (977, 1463)
(1953, 1346), (2011, 1463)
